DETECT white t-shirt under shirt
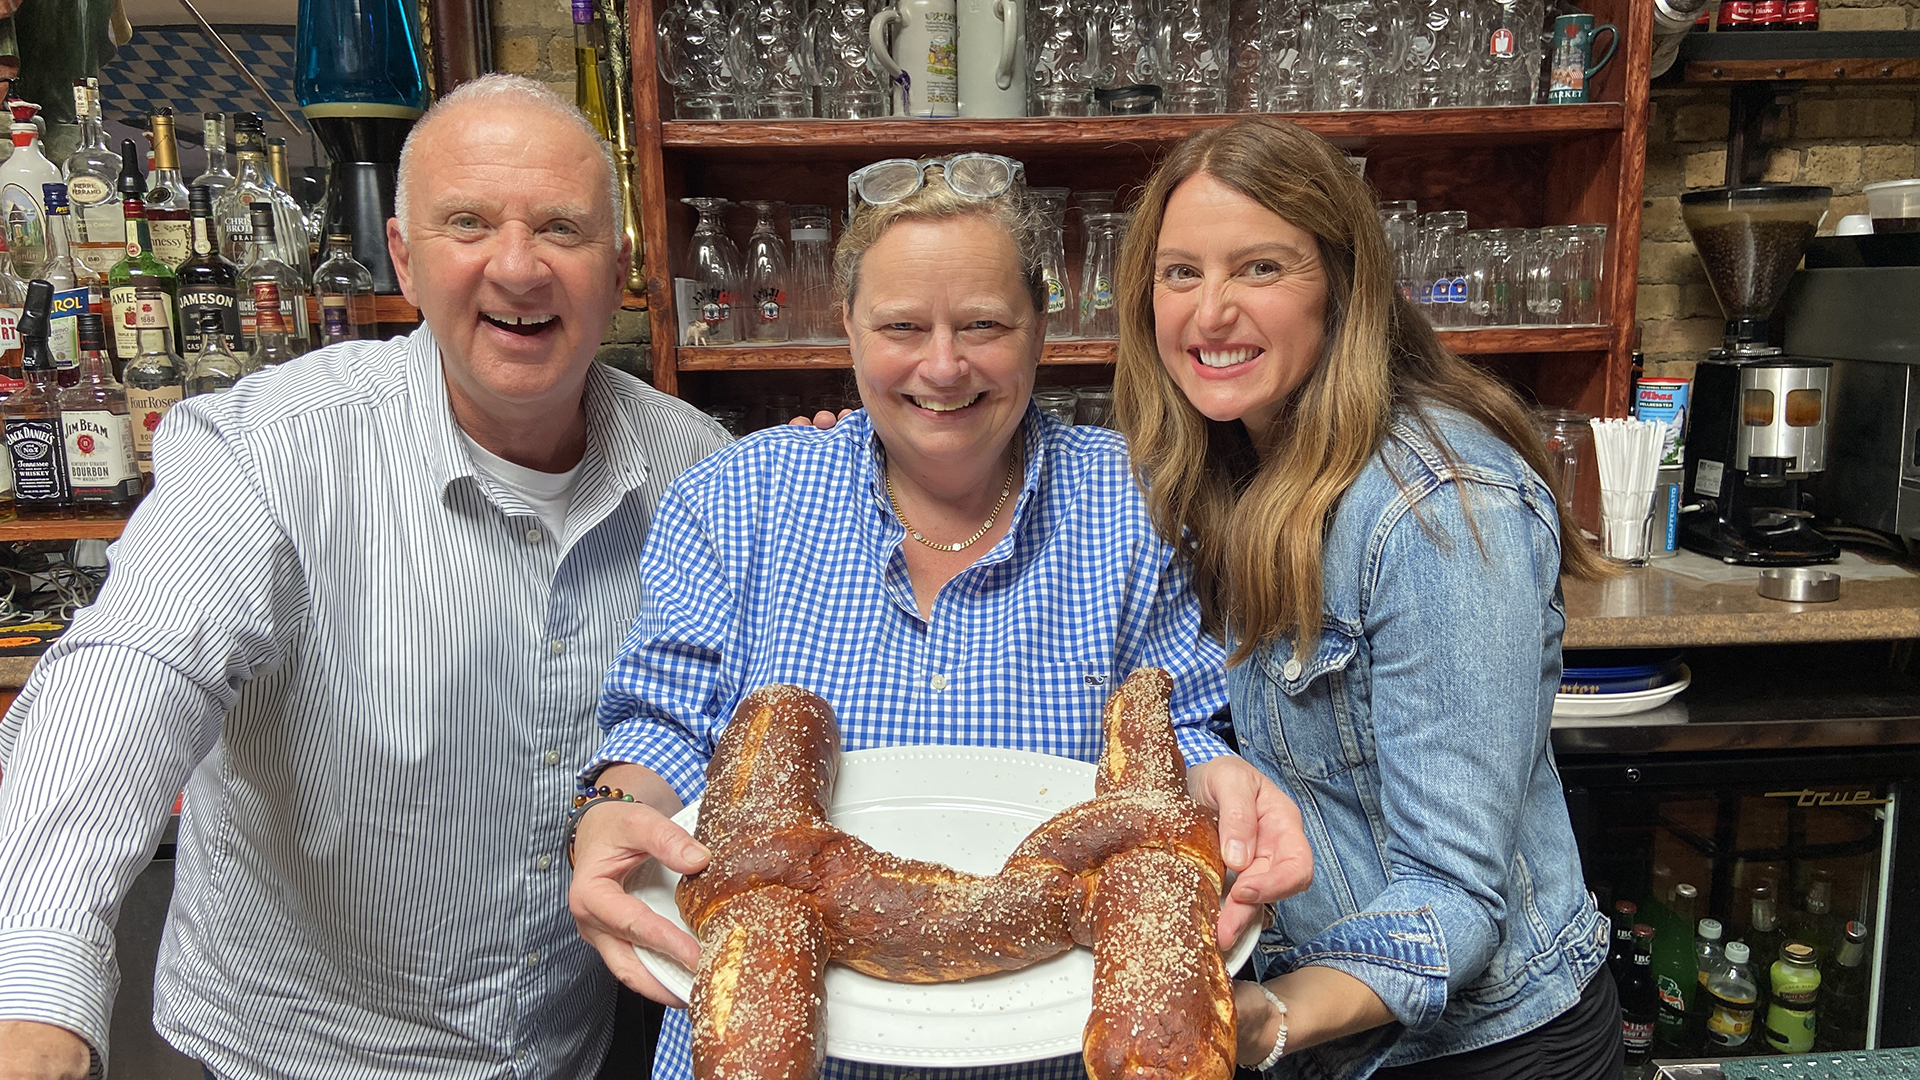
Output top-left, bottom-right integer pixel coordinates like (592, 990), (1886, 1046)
(458, 429), (583, 541)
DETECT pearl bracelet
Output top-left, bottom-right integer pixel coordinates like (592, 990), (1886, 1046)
(1255, 982), (1289, 1071)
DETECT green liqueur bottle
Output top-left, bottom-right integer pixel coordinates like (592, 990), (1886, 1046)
(108, 141), (178, 362)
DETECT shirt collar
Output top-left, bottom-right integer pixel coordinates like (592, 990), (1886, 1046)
(857, 404), (1050, 546)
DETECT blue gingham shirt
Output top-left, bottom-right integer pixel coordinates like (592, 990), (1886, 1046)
(0, 325), (729, 1080)
(589, 407), (1231, 1080)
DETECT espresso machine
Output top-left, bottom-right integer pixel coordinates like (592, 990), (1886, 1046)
(1678, 185), (1840, 566)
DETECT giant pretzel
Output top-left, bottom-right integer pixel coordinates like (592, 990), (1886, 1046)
(675, 668), (1236, 1080)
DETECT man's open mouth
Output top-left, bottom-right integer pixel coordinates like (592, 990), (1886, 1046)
(482, 312), (559, 337)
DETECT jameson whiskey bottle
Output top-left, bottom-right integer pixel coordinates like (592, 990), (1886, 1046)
(176, 184), (240, 355)
(108, 146), (179, 361)
(123, 286), (184, 483)
(58, 311), (141, 515)
(4, 280), (73, 516)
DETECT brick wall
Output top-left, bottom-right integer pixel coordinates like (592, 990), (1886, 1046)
(489, 0), (654, 376)
(1638, 6), (1920, 376)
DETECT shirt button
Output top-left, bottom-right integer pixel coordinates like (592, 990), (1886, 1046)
(549, 639), (566, 655)
(526, 951), (540, 967)
(1282, 658), (1303, 680)
(536, 854), (553, 870)
(516, 1046), (528, 1061)
(543, 749), (561, 766)
(929, 673), (949, 691)
(525, 527), (544, 544)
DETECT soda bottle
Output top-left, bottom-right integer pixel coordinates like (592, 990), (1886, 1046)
(1689, 917), (1726, 1053)
(1654, 882), (1699, 1053)
(1816, 921), (1870, 1051)
(1621, 924), (1659, 1067)
(1744, 882), (1786, 1020)
(1788, 870), (1840, 965)
(1609, 899), (1639, 984)
(1706, 940), (1760, 1055)
(1764, 941), (1820, 1053)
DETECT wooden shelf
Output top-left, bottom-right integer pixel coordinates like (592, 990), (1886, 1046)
(660, 105), (1627, 159)
(675, 327), (1612, 371)
(0, 518), (127, 541)
(1675, 30), (1920, 84)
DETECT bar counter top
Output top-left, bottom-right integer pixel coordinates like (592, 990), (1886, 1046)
(1563, 550), (1920, 649)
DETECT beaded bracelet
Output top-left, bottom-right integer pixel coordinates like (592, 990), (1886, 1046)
(566, 785), (636, 867)
(1254, 983), (1289, 1072)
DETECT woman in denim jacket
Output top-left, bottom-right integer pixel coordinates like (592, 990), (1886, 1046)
(1113, 117), (1619, 1078)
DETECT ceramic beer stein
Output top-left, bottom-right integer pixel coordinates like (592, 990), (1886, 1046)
(871, 0), (961, 117)
(1546, 13), (1617, 104)
(958, 0), (1026, 117)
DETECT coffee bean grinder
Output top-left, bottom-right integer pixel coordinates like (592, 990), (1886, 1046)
(1678, 184), (1839, 565)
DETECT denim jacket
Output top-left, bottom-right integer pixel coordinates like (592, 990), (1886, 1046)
(1234, 406), (1609, 1079)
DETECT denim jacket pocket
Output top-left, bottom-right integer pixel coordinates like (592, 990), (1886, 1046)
(1258, 625), (1371, 781)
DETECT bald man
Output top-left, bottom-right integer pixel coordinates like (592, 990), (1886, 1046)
(0, 75), (727, 1080)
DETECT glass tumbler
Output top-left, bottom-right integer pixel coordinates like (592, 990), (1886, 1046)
(1256, 0), (1314, 113)
(1074, 385), (1115, 427)
(1033, 387), (1080, 423)
(1160, 0), (1230, 113)
(1473, 0), (1548, 106)
(1467, 227), (1525, 326)
(1534, 406), (1595, 536)
(1079, 212), (1123, 339)
(788, 204), (841, 342)
(742, 201), (792, 342)
(732, 0), (817, 118)
(681, 197), (743, 344)
(658, 0), (742, 118)
(1028, 0), (1100, 115)
(1559, 222), (1607, 325)
(808, 0), (891, 118)
(1418, 209), (1469, 327)
(1311, 0), (1401, 111)
(1030, 186), (1077, 340)
(1522, 226), (1566, 324)
(1378, 200), (1420, 302)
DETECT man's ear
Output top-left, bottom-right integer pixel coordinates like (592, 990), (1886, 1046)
(388, 217), (418, 308)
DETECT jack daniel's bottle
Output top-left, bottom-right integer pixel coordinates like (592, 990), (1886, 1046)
(4, 279), (73, 516)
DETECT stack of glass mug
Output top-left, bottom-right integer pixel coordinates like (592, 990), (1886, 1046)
(1380, 201), (1607, 328)
(656, 0), (1599, 120)
(676, 187), (1132, 345)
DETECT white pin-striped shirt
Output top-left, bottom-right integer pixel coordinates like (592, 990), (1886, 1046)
(0, 325), (729, 1080)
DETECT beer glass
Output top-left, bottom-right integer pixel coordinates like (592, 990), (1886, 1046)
(680, 197), (742, 344)
(1473, 0), (1547, 106)
(1523, 226), (1567, 324)
(1311, 0), (1401, 112)
(1256, 0), (1314, 113)
(1031, 186), (1077, 339)
(732, 0), (817, 118)
(1093, 0), (1164, 105)
(741, 201), (792, 342)
(808, 0), (891, 118)
(1079, 212), (1123, 339)
(658, 0), (741, 119)
(1559, 222), (1606, 325)
(1027, 0), (1099, 115)
(1160, 0), (1230, 113)
(1378, 200), (1420, 301)
(1396, 0), (1477, 109)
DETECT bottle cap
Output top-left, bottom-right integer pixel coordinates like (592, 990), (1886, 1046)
(1674, 883), (1698, 901)
(1613, 899), (1637, 916)
(77, 312), (106, 351)
(1783, 942), (1816, 963)
(1844, 921), (1869, 943)
(40, 182), (69, 214)
(18, 280), (52, 338)
(1724, 941), (1750, 964)
(250, 203), (275, 228)
(119, 138), (146, 195)
(190, 184), (213, 214)
(1633, 923), (1655, 941)
(1698, 918), (1722, 940)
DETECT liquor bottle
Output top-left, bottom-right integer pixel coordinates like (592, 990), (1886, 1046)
(247, 281), (301, 368)
(145, 108), (194, 271)
(1689, 917), (1726, 1054)
(1653, 882), (1699, 1053)
(1765, 941), (1821, 1054)
(108, 153), (180, 362)
(2, 101), (64, 279)
(1621, 923), (1659, 1068)
(263, 137), (315, 268)
(1815, 921), (1870, 1051)
(123, 286), (185, 483)
(176, 185), (241, 356)
(572, 0), (616, 140)
(58, 311), (141, 515)
(0, 232), (24, 375)
(1706, 941), (1760, 1055)
(238, 204), (311, 354)
(186, 310), (247, 395)
(1609, 899), (1639, 984)
(38, 184), (105, 383)
(61, 81), (125, 280)
(1741, 882), (1786, 1022)
(213, 114), (309, 278)
(1788, 870), (1841, 965)
(5, 280), (73, 516)
(191, 114), (235, 206)
(313, 231), (376, 345)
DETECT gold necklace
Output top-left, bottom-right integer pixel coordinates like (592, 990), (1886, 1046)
(886, 444), (1021, 553)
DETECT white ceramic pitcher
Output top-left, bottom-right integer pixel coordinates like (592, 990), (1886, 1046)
(871, 0), (961, 117)
(957, 0), (1025, 117)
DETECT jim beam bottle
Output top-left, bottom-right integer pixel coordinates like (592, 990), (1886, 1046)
(123, 285), (184, 483)
(176, 184), (240, 355)
(144, 108), (194, 270)
(4, 279), (73, 516)
(58, 311), (141, 515)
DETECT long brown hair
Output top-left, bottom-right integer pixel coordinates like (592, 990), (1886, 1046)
(1114, 118), (1607, 663)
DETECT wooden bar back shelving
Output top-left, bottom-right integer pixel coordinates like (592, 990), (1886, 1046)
(628, 0), (1653, 422)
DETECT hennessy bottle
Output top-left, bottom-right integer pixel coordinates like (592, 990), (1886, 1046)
(4, 280), (74, 516)
(144, 108), (194, 271)
(58, 311), (141, 515)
